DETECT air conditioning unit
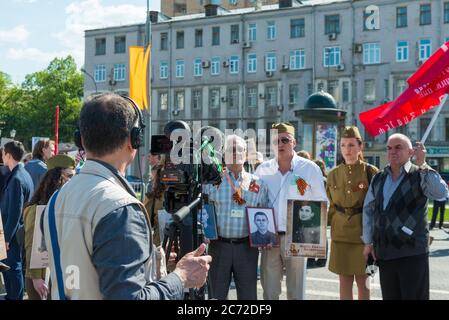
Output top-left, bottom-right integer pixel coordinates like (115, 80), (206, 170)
(259, 93), (266, 99)
(364, 141), (373, 148)
(281, 64), (290, 71)
(336, 64), (345, 71)
(428, 159), (438, 166)
(417, 60), (424, 66)
(221, 96), (228, 102)
(354, 44), (363, 53)
(243, 41), (252, 48)
(328, 32), (337, 41)
(266, 71), (274, 77)
(202, 60), (210, 68)
(223, 61), (230, 68)
(231, 39), (239, 44)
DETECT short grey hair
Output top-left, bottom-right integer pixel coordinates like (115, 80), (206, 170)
(224, 134), (247, 151)
(388, 133), (412, 149)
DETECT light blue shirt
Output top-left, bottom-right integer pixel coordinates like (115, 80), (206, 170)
(362, 161), (449, 244)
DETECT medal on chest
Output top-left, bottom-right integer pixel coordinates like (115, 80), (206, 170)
(295, 177), (309, 196)
(225, 171), (247, 206)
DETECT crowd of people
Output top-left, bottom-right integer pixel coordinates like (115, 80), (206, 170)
(1, 92), (448, 300)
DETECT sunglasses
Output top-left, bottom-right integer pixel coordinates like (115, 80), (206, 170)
(273, 137), (292, 145)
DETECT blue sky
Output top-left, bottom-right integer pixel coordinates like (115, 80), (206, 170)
(0, 0), (161, 84)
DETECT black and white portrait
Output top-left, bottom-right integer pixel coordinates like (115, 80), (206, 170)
(247, 208), (279, 247)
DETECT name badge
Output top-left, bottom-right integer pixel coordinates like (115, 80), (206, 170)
(231, 209), (245, 218)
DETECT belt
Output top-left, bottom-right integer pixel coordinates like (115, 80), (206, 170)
(277, 231), (286, 235)
(218, 236), (249, 244)
(334, 205), (363, 215)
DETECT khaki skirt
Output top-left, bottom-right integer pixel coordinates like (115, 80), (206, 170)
(328, 241), (366, 276)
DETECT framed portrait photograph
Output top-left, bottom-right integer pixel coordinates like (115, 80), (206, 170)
(0, 216), (6, 261)
(246, 207), (279, 248)
(198, 204), (218, 240)
(286, 200), (327, 258)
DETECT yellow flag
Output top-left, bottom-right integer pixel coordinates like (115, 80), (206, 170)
(129, 46), (150, 110)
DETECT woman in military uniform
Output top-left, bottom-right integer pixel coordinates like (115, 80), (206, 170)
(326, 126), (378, 300)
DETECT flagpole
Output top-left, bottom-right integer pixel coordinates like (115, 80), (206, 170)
(55, 105), (59, 155)
(420, 94), (448, 144)
(145, 0), (152, 179)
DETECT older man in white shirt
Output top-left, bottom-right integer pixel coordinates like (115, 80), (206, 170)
(255, 122), (327, 300)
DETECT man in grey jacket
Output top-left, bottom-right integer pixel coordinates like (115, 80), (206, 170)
(363, 133), (449, 300)
(43, 93), (211, 300)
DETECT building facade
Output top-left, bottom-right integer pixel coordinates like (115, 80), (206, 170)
(84, 0), (449, 171)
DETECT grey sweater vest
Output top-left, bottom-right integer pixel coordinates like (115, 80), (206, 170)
(372, 165), (429, 261)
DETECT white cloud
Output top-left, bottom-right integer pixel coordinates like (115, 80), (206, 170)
(0, 25), (30, 43)
(6, 47), (70, 63)
(53, 0), (148, 67)
(13, 0), (37, 3)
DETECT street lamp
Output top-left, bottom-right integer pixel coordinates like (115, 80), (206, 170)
(10, 129), (16, 139)
(81, 68), (98, 94)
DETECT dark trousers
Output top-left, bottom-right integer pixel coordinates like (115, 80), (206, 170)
(378, 254), (429, 300)
(208, 239), (259, 300)
(1, 239), (24, 300)
(430, 200), (446, 229)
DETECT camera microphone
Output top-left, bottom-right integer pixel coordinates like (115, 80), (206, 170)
(173, 194), (202, 222)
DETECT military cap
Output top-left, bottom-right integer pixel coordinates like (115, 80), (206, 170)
(47, 154), (76, 170)
(272, 122), (295, 136)
(342, 126), (362, 140)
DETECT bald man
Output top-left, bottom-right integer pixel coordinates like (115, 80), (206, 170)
(363, 134), (449, 300)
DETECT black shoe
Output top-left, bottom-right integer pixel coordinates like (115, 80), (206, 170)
(0, 262), (10, 272)
(315, 259), (327, 267)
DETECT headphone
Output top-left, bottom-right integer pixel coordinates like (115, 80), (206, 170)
(74, 95), (146, 150)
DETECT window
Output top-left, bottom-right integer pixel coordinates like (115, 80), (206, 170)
(328, 80), (339, 101)
(290, 19), (305, 38)
(195, 29), (203, 47)
(364, 79), (376, 101)
(159, 92), (168, 110)
(95, 38), (106, 55)
(229, 0), (238, 5)
(160, 33), (168, 50)
(113, 64), (126, 81)
(194, 58), (203, 77)
(396, 41), (408, 62)
(323, 47), (341, 67)
(419, 39), (432, 61)
(192, 89), (202, 110)
(210, 88), (220, 108)
(267, 21), (276, 40)
(363, 43), (381, 65)
(211, 57), (220, 75)
(446, 118), (449, 141)
(325, 15), (340, 34)
(94, 64), (106, 82)
(420, 118), (431, 138)
(384, 79), (389, 100)
(265, 52), (276, 72)
(290, 49), (305, 70)
(266, 86), (277, 107)
(420, 4), (431, 26)
(247, 87), (257, 108)
(175, 91), (185, 111)
(176, 31), (184, 49)
(114, 36), (126, 54)
(396, 7), (407, 28)
(230, 56), (239, 74)
(231, 24), (239, 44)
(394, 79), (407, 98)
(247, 53), (257, 73)
(176, 60), (184, 78)
(212, 26), (220, 46)
(174, 3), (186, 14)
(445, 2), (449, 24)
(160, 62), (168, 79)
(307, 83), (313, 96)
(229, 88), (239, 108)
(289, 84), (299, 105)
(248, 23), (256, 41)
(342, 81), (350, 103)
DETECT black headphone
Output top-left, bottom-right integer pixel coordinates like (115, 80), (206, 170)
(74, 95), (146, 150)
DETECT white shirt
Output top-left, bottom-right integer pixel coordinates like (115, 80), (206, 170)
(255, 154), (328, 232)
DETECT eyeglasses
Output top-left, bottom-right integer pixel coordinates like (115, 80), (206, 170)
(273, 137), (292, 145)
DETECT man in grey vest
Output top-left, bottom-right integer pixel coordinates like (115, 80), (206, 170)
(363, 133), (449, 300)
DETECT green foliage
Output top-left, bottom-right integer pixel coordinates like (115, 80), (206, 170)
(0, 56), (83, 151)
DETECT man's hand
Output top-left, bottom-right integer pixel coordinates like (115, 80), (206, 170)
(173, 243), (212, 289)
(261, 243), (273, 250)
(32, 278), (49, 300)
(363, 244), (376, 261)
(414, 142), (427, 167)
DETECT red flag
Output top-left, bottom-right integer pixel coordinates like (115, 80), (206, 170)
(360, 41), (449, 137)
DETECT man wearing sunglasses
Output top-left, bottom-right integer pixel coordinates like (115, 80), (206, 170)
(255, 122), (327, 300)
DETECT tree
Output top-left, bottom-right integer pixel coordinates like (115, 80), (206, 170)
(1, 56), (83, 150)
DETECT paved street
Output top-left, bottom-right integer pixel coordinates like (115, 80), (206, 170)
(228, 228), (449, 300)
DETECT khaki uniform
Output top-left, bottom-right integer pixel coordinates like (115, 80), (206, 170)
(326, 160), (378, 276)
(143, 192), (164, 247)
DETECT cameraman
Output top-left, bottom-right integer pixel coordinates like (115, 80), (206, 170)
(42, 93), (211, 300)
(203, 135), (268, 300)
